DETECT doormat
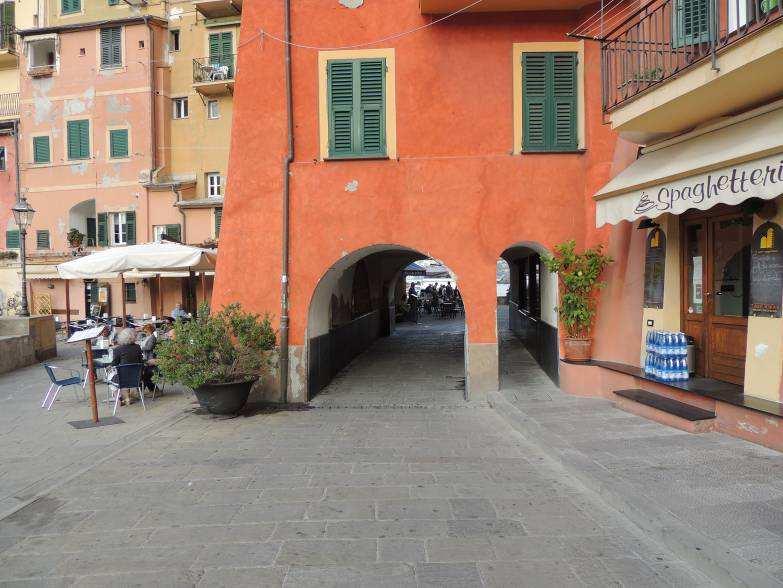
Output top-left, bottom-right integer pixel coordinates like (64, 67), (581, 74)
(68, 416), (124, 429)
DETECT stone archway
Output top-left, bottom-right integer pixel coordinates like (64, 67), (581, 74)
(304, 244), (468, 403)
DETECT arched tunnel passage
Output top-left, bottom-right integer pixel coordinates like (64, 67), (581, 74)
(306, 245), (466, 404)
(498, 243), (560, 389)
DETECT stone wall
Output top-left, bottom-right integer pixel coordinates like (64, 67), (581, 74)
(0, 315), (57, 374)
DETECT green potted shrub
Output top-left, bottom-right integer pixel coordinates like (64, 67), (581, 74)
(154, 302), (276, 414)
(67, 228), (85, 249)
(542, 240), (613, 362)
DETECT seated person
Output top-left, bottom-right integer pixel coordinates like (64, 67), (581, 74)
(110, 328), (144, 404)
(140, 324), (160, 392)
(170, 303), (188, 319)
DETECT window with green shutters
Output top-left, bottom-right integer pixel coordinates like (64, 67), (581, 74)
(5, 229), (19, 249)
(214, 208), (222, 237)
(108, 0), (119, 5)
(327, 58), (386, 159)
(36, 230), (50, 250)
(208, 31), (233, 77)
(522, 52), (578, 152)
(124, 282), (137, 303)
(673, 0), (712, 48)
(33, 136), (50, 164)
(100, 27), (122, 68)
(109, 129), (129, 158)
(97, 212), (108, 246)
(154, 224), (181, 242)
(61, 0), (80, 14)
(67, 119), (90, 160)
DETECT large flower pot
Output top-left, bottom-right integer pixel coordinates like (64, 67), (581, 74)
(563, 337), (592, 362)
(193, 380), (254, 415)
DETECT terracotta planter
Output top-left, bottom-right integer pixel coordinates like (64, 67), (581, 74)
(193, 380), (255, 415)
(563, 337), (592, 362)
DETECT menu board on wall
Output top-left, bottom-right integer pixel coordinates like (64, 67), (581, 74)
(644, 228), (666, 309)
(750, 222), (783, 318)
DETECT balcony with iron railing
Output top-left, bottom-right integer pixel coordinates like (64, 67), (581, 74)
(602, 0), (782, 111)
(600, 0), (783, 140)
(192, 54), (235, 96)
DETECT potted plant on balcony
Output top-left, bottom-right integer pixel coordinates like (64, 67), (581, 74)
(67, 228), (85, 249)
(542, 240), (613, 362)
(154, 302), (276, 415)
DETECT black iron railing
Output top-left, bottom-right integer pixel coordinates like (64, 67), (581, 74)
(601, 0), (783, 111)
(192, 54), (235, 84)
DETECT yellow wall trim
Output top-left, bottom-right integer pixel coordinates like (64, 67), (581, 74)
(512, 41), (586, 154)
(317, 48), (397, 161)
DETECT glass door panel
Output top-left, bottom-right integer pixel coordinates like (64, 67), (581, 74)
(685, 222), (705, 315)
(712, 217), (752, 318)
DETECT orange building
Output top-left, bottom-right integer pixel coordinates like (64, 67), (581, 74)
(213, 0), (622, 402)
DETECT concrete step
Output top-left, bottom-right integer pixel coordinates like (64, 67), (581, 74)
(613, 388), (716, 433)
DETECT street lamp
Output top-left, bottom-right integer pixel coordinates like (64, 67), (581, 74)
(11, 198), (35, 317)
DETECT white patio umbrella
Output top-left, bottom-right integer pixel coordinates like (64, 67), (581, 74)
(57, 241), (217, 279)
(56, 241), (218, 323)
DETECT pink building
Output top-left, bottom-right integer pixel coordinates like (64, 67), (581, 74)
(17, 17), (210, 320)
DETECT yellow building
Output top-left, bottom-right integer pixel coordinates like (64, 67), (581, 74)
(565, 1), (783, 451)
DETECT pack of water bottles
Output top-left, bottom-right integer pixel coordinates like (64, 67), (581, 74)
(644, 331), (689, 381)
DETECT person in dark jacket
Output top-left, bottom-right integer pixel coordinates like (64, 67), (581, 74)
(110, 328), (144, 404)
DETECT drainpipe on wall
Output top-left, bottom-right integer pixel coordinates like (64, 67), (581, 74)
(173, 186), (187, 243)
(279, 0), (294, 403)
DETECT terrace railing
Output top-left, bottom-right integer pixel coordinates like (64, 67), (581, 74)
(601, 0), (783, 111)
(192, 54), (236, 84)
(0, 92), (18, 117)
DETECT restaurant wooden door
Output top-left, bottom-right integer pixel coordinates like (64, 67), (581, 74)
(682, 209), (752, 385)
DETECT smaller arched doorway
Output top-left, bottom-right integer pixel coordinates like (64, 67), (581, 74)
(498, 242), (560, 389)
(306, 245), (466, 404)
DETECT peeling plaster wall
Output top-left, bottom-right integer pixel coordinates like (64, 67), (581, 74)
(20, 22), (157, 252)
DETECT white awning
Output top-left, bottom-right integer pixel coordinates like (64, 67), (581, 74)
(57, 241), (217, 279)
(595, 107), (783, 226)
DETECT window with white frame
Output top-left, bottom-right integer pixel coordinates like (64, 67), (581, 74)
(207, 172), (222, 198)
(112, 212), (127, 245)
(170, 29), (180, 52)
(28, 38), (57, 70)
(172, 97), (188, 119)
(207, 100), (219, 119)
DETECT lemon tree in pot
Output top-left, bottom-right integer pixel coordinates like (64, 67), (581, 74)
(542, 240), (613, 362)
(155, 302), (276, 414)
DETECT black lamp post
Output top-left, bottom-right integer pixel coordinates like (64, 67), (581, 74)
(11, 198), (35, 317)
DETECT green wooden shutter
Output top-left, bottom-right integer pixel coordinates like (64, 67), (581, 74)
(551, 53), (578, 151)
(214, 208), (222, 237)
(36, 230), (50, 249)
(125, 211), (136, 245)
(67, 120), (89, 160)
(100, 27), (121, 67)
(62, 0), (80, 14)
(109, 129), (128, 158)
(327, 60), (355, 157)
(359, 59), (386, 156)
(523, 52), (577, 152)
(5, 229), (19, 249)
(673, 0), (712, 47)
(522, 53), (548, 152)
(97, 212), (108, 246)
(33, 136), (50, 163)
(208, 32), (233, 77)
(165, 224), (181, 242)
(108, 0), (119, 5)
(2, 2), (15, 48)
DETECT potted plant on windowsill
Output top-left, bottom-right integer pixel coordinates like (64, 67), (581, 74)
(542, 240), (613, 362)
(67, 228), (85, 249)
(154, 302), (276, 415)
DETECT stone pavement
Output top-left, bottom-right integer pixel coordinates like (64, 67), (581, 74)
(0, 316), (715, 587)
(0, 341), (189, 520)
(494, 314), (783, 586)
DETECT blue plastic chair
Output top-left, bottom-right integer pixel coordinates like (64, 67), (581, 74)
(106, 363), (145, 416)
(41, 365), (85, 410)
